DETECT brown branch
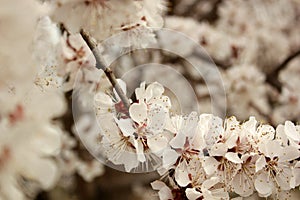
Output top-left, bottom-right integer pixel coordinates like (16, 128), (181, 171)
(266, 48), (300, 92)
(80, 29), (131, 112)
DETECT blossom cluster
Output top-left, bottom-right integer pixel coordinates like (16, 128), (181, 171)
(91, 80), (300, 199)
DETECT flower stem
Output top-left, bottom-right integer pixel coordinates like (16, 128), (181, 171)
(80, 29), (131, 112)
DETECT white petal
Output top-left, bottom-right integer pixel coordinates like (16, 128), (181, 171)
(151, 180), (167, 190)
(285, 121), (300, 142)
(198, 114), (223, 147)
(255, 155), (266, 172)
(226, 134), (238, 149)
(254, 173), (273, 197)
(275, 165), (293, 190)
(279, 146), (300, 162)
(257, 125), (275, 141)
(202, 177), (220, 189)
(264, 140), (281, 159)
(209, 143), (227, 156)
(146, 82), (164, 101)
(175, 161), (190, 187)
(291, 161), (300, 188)
(162, 148), (179, 168)
(115, 118), (135, 137)
(185, 188), (202, 200)
(108, 148), (139, 172)
(151, 181), (173, 200)
(159, 187), (173, 200)
(129, 102), (147, 124)
(170, 132), (186, 149)
(243, 117), (257, 135)
(231, 172), (254, 197)
(225, 152), (242, 164)
(148, 134), (168, 153)
(135, 82), (148, 100)
(183, 112), (199, 136)
(147, 104), (168, 133)
(202, 157), (219, 176)
(190, 129), (206, 150)
(120, 152), (139, 172)
(275, 124), (288, 145)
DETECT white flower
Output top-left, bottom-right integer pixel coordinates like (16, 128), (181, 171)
(202, 155), (241, 190)
(276, 121), (300, 149)
(174, 156), (229, 200)
(201, 177), (229, 200)
(113, 82), (171, 167)
(197, 114), (223, 151)
(162, 112), (202, 169)
(230, 154), (258, 197)
(93, 81), (171, 172)
(254, 140), (300, 197)
(175, 156), (205, 187)
(94, 79), (128, 118)
(242, 116), (275, 148)
(56, 33), (97, 91)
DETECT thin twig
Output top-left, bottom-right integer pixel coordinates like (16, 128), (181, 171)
(80, 29), (131, 111)
(266, 48), (300, 92)
(59, 23), (70, 36)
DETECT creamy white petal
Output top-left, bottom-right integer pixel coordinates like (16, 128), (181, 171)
(225, 152), (243, 164)
(115, 118), (136, 137)
(285, 121), (300, 141)
(175, 161), (190, 187)
(254, 172), (273, 197)
(255, 155), (266, 172)
(147, 104), (168, 133)
(169, 132), (186, 149)
(202, 157), (219, 176)
(129, 102), (148, 124)
(185, 188), (202, 200)
(148, 134), (168, 153)
(209, 143), (227, 156)
(162, 148), (179, 168)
